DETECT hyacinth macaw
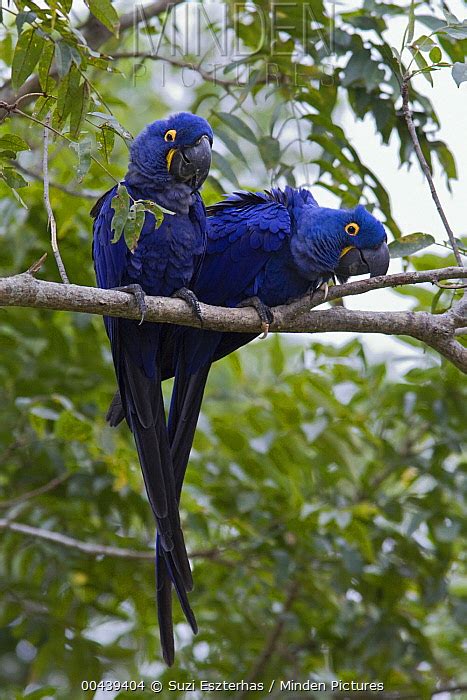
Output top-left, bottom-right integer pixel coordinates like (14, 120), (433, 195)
(92, 112), (213, 666)
(107, 185), (389, 663)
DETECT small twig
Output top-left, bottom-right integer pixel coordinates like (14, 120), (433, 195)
(0, 473), (69, 509)
(27, 253), (48, 275)
(435, 281), (467, 290)
(401, 77), (464, 267)
(0, 517), (235, 563)
(236, 580), (300, 699)
(454, 327), (467, 336)
(14, 107), (118, 183)
(13, 162), (98, 199)
(42, 114), (70, 284)
(288, 683), (467, 700)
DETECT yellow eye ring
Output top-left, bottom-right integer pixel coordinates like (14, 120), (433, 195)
(345, 222), (360, 236)
(164, 129), (177, 142)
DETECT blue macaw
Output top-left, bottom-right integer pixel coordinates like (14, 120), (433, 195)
(107, 186), (390, 663)
(92, 112), (213, 666)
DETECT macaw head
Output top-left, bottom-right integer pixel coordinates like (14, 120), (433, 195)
(333, 204), (389, 278)
(126, 112), (213, 192)
(298, 203), (389, 279)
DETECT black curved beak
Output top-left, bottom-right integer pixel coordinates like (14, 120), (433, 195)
(335, 242), (390, 280)
(168, 134), (212, 189)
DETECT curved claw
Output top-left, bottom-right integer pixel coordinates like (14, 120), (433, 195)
(173, 287), (203, 325)
(320, 282), (329, 302)
(259, 322), (270, 340)
(237, 296), (273, 338)
(112, 283), (147, 323)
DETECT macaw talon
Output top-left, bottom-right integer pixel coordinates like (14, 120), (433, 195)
(320, 281), (329, 302)
(173, 287), (203, 324)
(112, 283), (147, 324)
(237, 296), (273, 339)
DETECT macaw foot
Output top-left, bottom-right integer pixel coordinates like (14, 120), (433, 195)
(173, 287), (203, 324)
(237, 296), (274, 339)
(312, 277), (334, 302)
(112, 283), (147, 324)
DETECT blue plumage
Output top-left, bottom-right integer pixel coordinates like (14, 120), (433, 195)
(92, 112), (213, 667)
(104, 181), (389, 666)
(164, 184), (389, 546)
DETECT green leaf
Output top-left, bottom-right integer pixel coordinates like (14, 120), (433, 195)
(429, 46), (442, 64)
(442, 8), (459, 24)
(216, 112), (258, 145)
(412, 35), (436, 52)
(38, 40), (55, 91)
(96, 125), (115, 163)
(87, 0), (120, 36)
(71, 136), (92, 181)
(55, 410), (92, 442)
(15, 10), (37, 34)
(11, 28), (44, 90)
(391, 46), (401, 63)
(88, 113), (133, 145)
(139, 200), (174, 228)
(258, 136), (281, 171)
(443, 24), (467, 40)
(0, 134), (29, 153)
(452, 61), (467, 87)
(33, 95), (56, 120)
(70, 81), (91, 140)
(54, 66), (81, 130)
(409, 48), (433, 85)
(430, 287), (444, 314)
(110, 184), (130, 243)
(0, 166), (28, 189)
(212, 151), (240, 187)
(215, 126), (249, 166)
(124, 202), (146, 252)
(388, 232), (435, 258)
(55, 41), (73, 79)
(433, 141), (457, 181)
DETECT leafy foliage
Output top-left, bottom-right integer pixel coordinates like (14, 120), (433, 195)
(0, 1), (465, 697)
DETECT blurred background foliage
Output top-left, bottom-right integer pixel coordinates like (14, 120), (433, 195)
(0, 1), (466, 698)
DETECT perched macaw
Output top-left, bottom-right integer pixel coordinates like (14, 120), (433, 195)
(92, 112), (213, 665)
(107, 185), (389, 664)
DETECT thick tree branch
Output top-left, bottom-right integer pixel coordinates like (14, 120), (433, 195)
(0, 1), (183, 120)
(0, 267), (466, 371)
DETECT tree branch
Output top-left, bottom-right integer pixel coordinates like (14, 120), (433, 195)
(0, 1), (183, 120)
(0, 517), (228, 563)
(237, 579), (300, 699)
(11, 161), (98, 199)
(401, 77), (464, 267)
(288, 683), (467, 700)
(0, 473), (69, 509)
(0, 267), (466, 370)
(110, 52), (256, 88)
(42, 114), (69, 283)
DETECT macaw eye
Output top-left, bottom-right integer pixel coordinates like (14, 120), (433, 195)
(164, 129), (177, 142)
(345, 222), (360, 236)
